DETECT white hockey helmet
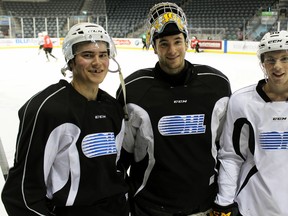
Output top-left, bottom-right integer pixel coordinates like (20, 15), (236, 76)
(257, 30), (288, 62)
(145, 2), (189, 49)
(62, 22), (116, 62)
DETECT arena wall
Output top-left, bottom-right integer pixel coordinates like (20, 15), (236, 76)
(0, 38), (259, 55)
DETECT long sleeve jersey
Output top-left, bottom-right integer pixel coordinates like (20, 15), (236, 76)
(117, 60), (231, 214)
(215, 79), (288, 216)
(1, 80), (128, 216)
(43, 35), (53, 49)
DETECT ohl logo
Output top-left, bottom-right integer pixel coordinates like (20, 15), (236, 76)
(158, 114), (206, 136)
(82, 132), (117, 158)
(259, 131), (288, 150)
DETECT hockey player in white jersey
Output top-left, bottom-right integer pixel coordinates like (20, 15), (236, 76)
(212, 30), (288, 215)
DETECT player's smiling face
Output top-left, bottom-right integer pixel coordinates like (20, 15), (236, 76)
(154, 33), (188, 75)
(263, 50), (288, 87)
(72, 41), (109, 87)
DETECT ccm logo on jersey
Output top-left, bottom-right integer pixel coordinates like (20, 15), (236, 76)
(174, 100), (187, 103)
(95, 115), (106, 119)
(273, 117), (287, 120)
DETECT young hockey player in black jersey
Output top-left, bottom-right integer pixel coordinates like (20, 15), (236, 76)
(1, 23), (129, 216)
(116, 2), (231, 216)
(213, 31), (288, 216)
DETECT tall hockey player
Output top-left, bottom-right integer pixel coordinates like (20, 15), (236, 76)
(1, 23), (129, 216)
(116, 2), (231, 216)
(213, 30), (288, 216)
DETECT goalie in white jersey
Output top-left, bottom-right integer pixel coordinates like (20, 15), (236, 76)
(212, 30), (288, 216)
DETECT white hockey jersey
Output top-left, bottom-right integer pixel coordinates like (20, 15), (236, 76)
(215, 79), (288, 216)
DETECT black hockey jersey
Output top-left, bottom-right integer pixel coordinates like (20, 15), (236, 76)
(2, 80), (128, 216)
(117, 60), (231, 214)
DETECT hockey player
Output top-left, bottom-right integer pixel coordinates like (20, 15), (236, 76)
(43, 31), (57, 62)
(212, 30), (288, 216)
(190, 36), (200, 53)
(141, 34), (147, 50)
(116, 2), (231, 216)
(1, 23), (129, 216)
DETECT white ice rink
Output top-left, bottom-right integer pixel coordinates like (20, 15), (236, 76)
(0, 47), (263, 215)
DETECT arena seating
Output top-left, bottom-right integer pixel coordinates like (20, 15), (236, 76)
(2, 0), (83, 37)
(100, 0), (182, 38)
(183, 0), (277, 40)
(1, 0), (281, 40)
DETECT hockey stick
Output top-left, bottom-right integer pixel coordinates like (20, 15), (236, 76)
(0, 138), (9, 180)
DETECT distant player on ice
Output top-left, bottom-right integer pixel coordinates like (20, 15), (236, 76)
(42, 31), (57, 62)
(190, 36), (201, 53)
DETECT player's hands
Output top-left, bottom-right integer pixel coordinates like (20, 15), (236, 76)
(211, 202), (240, 216)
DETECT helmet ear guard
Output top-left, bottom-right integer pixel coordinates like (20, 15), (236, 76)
(145, 2), (189, 49)
(257, 30), (288, 62)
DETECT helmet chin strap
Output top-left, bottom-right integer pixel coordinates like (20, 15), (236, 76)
(110, 57), (129, 120)
(61, 64), (68, 77)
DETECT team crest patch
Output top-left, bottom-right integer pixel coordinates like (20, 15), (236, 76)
(158, 114), (206, 136)
(82, 132), (117, 158)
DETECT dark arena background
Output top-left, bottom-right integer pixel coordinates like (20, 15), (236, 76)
(0, 0), (287, 40)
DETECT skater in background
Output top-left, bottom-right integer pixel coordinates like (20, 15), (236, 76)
(190, 36), (200, 53)
(37, 32), (44, 55)
(43, 31), (57, 61)
(213, 30), (288, 216)
(1, 22), (129, 216)
(117, 2), (231, 216)
(195, 38), (200, 53)
(141, 33), (147, 50)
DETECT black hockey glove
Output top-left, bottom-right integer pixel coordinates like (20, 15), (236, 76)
(211, 202), (240, 216)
